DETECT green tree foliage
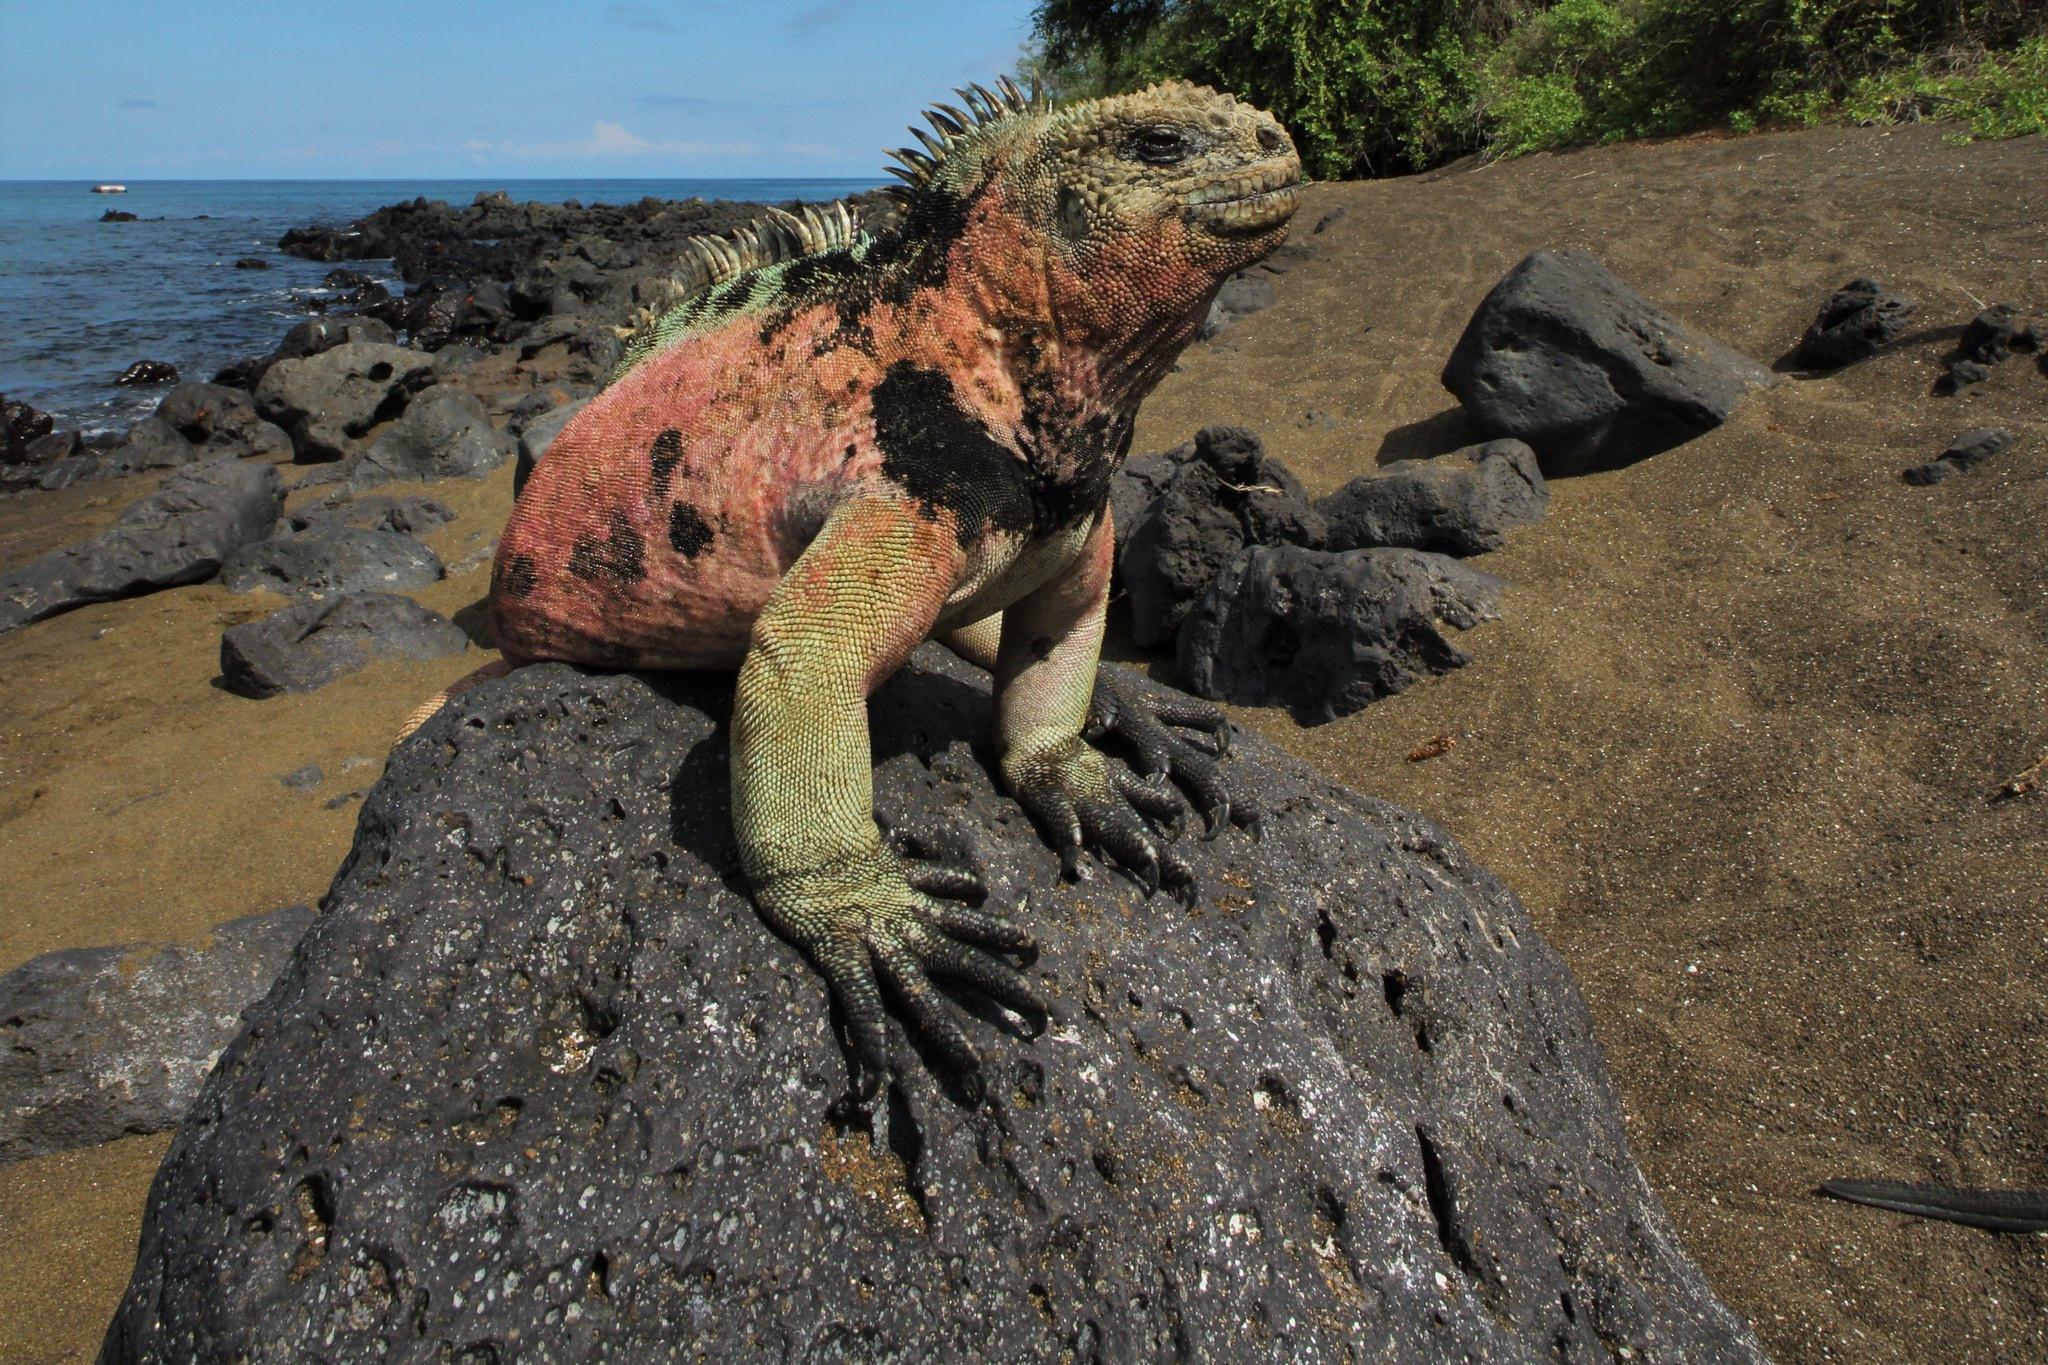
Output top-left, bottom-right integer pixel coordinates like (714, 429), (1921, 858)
(1025, 0), (2048, 178)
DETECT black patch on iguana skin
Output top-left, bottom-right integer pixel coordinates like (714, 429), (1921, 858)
(497, 553), (538, 598)
(650, 428), (684, 495)
(568, 510), (647, 585)
(872, 362), (1032, 547)
(871, 362), (1122, 545)
(668, 502), (714, 558)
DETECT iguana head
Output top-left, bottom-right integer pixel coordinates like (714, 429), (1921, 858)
(619, 79), (1300, 399)
(888, 78), (1302, 393)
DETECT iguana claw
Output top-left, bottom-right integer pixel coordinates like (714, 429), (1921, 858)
(1086, 663), (1250, 839)
(1003, 729), (1202, 901)
(753, 847), (1040, 1102)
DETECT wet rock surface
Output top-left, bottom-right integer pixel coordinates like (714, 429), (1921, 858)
(1178, 545), (1505, 724)
(0, 460), (282, 634)
(1441, 249), (1774, 474)
(115, 359), (179, 387)
(218, 591), (469, 697)
(0, 907), (314, 1165)
(102, 651), (1762, 1363)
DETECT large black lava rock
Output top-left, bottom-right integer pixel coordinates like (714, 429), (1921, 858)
(1116, 426), (1325, 649)
(1178, 546), (1504, 724)
(0, 459), (282, 635)
(103, 651), (1761, 1363)
(1442, 250), (1773, 475)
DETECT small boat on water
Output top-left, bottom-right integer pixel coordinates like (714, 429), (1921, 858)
(91, 184), (128, 194)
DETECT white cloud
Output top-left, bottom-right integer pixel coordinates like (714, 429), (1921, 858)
(458, 121), (760, 163)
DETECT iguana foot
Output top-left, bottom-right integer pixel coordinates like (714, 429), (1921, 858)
(752, 846), (1040, 1103)
(1086, 662), (1258, 839)
(1003, 733), (1201, 906)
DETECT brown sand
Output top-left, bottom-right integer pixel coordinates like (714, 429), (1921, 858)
(1, 121), (2043, 1361)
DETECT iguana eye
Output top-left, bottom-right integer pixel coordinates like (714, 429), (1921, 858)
(1127, 125), (1193, 165)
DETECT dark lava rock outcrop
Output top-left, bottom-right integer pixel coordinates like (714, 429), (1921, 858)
(1179, 546), (1505, 724)
(219, 591), (469, 697)
(1316, 439), (1548, 556)
(1786, 278), (1917, 369)
(0, 460), (282, 635)
(0, 907), (314, 1165)
(220, 526), (443, 599)
(1442, 249), (1773, 474)
(103, 651), (1762, 1363)
(253, 340), (437, 463)
(354, 384), (518, 486)
(1902, 427), (2014, 485)
(1115, 426), (1324, 650)
(154, 382), (293, 461)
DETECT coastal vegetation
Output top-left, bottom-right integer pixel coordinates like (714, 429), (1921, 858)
(1022, 0), (2048, 177)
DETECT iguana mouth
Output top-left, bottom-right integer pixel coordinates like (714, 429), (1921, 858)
(1186, 162), (1302, 235)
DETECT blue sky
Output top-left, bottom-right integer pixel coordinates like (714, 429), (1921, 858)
(0, 1), (1040, 179)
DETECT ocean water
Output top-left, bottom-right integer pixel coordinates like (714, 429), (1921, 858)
(0, 178), (881, 436)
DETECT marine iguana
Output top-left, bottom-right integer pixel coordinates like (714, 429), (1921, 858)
(472, 77), (1301, 1097)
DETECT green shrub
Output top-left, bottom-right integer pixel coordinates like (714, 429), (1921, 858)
(1025, 1), (2048, 176)
(1843, 35), (2048, 139)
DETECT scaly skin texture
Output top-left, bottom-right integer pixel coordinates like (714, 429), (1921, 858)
(489, 77), (1300, 1096)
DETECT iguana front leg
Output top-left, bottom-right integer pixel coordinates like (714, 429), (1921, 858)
(732, 497), (1039, 1097)
(994, 511), (1200, 900)
(942, 554), (1243, 842)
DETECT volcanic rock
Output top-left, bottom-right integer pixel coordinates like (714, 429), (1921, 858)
(116, 359), (179, 387)
(100, 651), (1762, 1363)
(220, 526), (443, 598)
(106, 415), (199, 471)
(154, 382), (293, 460)
(1116, 427), (1323, 649)
(0, 907), (314, 1165)
(354, 385), (517, 486)
(253, 340), (436, 463)
(288, 491), (457, 537)
(1317, 439), (1549, 555)
(1441, 249), (1773, 474)
(1178, 545), (1504, 724)
(0, 459), (283, 634)
(1903, 427), (2015, 485)
(1786, 278), (1917, 369)
(218, 591), (469, 697)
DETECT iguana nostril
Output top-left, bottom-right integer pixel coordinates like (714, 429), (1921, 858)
(1257, 124), (1284, 153)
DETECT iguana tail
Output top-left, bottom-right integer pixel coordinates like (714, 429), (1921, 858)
(396, 660), (516, 743)
(1820, 1179), (2048, 1233)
